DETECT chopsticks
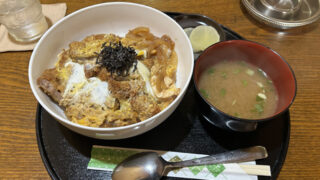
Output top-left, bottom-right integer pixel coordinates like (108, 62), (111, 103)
(237, 164), (271, 176)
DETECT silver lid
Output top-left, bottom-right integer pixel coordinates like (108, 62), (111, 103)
(242, 0), (320, 29)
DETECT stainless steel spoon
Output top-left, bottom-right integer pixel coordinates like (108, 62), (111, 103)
(112, 146), (268, 180)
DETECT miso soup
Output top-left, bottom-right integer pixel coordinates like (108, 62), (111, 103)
(198, 61), (278, 119)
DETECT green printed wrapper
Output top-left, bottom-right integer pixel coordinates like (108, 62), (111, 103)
(88, 145), (257, 180)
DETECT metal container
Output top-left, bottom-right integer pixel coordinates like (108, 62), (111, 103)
(242, 0), (320, 29)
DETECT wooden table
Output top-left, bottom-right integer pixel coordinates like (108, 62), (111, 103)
(1, 0), (319, 179)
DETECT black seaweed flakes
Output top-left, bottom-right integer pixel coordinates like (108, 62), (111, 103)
(96, 42), (137, 76)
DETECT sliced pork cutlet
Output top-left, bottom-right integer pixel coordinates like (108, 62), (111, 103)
(37, 68), (65, 103)
(130, 94), (160, 120)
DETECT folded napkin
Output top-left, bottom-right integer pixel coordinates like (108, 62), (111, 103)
(0, 3), (67, 53)
(88, 145), (270, 180)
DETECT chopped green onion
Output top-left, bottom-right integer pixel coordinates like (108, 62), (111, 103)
(233, 69), (240, 74)
(256, 82), (263, 88)
(220, 88), (226, 97)
(251, 103), (264, 115)
(257, 93), (267, 100)
(256, 94), (264, 102)
(267, 79), (273, 84)
(254, 103), (264, 114)
(232, 99), (237, 105)
(200, 89), (209, 99)
(242, 80), (248, 86)
(234, 112), (240, 117)
(207, 68), (215, 75)
(221, 72), (227, 78)
(246, 69), (255, 76)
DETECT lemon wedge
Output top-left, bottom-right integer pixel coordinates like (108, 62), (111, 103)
(189, 25), (220, 52)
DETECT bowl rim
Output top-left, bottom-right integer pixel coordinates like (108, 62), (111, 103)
(193, 39), (297, 122)
(28, 2), (194, 131)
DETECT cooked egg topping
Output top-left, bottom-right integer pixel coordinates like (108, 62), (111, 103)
(61, 62), (111, 106)
(37, 27), (180, 128)
(63, 62), (86, 96)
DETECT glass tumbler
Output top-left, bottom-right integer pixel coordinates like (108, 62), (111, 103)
(0, 0), (48, 42)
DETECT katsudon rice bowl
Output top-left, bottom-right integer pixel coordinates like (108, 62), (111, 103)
(29, 2), (194, 139)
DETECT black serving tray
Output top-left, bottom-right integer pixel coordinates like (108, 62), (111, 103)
(36, 12), (290, 180)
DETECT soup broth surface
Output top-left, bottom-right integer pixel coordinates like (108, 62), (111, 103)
(198, 61), (278, 119)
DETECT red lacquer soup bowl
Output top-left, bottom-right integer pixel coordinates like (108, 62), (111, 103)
(193, 40), (297, 132)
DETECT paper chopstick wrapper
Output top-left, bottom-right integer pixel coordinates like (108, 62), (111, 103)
(88, 145), (271, 180)
(0, 3), (67, 53)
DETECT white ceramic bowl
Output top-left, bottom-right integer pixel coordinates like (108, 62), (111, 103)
(29, 2), (194, 139)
